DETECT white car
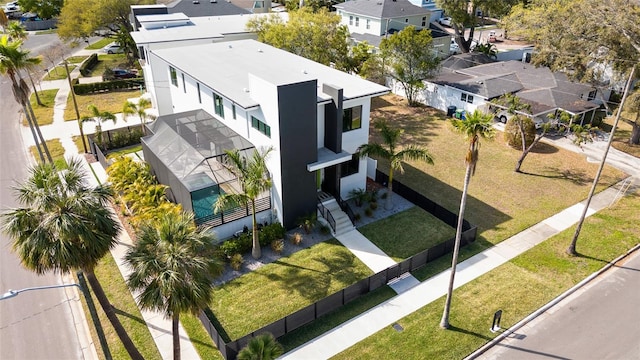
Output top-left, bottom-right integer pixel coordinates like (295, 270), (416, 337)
(438, 17), (453, 27)
(450, 39), (460, 54)
(102, 42), (123, 54)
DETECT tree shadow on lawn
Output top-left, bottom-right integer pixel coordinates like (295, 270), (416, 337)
(519, 167), (590, 186)
(259, 249), (364, 302)
(528, 141), (560, 154)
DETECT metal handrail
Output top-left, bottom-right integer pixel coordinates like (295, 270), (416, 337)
(317, 202), (336, 233)
(338, 197), (356, 225)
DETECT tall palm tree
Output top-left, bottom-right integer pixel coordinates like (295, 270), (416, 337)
(237, 333), (284, 360)
(82, 104), (117, 150)
(1, 158), (144, 360)
(125, 211), (223, 360)
(122, 97), (153, 135)
(357, 119), (434, 210)
(214, 147), (273, 259)
(440, 110), (494, 329)
(4, 22), (44, 107)
(0, 35), (52, 163)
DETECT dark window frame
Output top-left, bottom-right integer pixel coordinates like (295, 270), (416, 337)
(251, 116), (271, 138)
(341, 154), (360, 177)
(181, 73), (186, 93)
(213, 93), (224, 118)
(170, 66), (178, 87)
(343, 105), (362, 132)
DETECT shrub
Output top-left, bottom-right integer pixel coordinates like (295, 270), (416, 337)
(349, 188), (367, 207)
(230, 253), (243, 270)
(74, 78), (144, 95)
(364, 208), (373, 217)
(290, 232), (303, 245)
(270, 239), (284, 254)
(354, 212), (361, 222)
(380, 191), (388, 200)
(504, 116), (536, 149)
(370, 202), (378, 211)
(366, 188), (379, 203)
(79, 53), (98, 76)
(319, 225), (330, 235)
(220, 233), (252, 258)
(259, 222), (285, 246)
(297, 212), (317, 234)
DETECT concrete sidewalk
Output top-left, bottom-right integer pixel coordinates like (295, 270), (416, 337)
(281, 177), (638, 359)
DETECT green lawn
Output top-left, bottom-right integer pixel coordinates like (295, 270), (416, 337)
(370, 95), (626, 246)
(86, 38), (114, 50)
(44, 65), (75, 81)
(210, 239), (373, 340)
(29, 138), (67, 169)
(65, 89), (141, 121)
(359, 207), (456, 261)
(27, 89), (58, 126)
(107, 145), (143, 159)
(67, 55), (89, 64)
(335, 189), (640, 359)
(84, 54), (132, 77)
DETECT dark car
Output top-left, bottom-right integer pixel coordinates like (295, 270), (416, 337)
(112, 69), (137, 79)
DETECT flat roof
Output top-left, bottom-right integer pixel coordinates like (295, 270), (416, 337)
(152, 39), (389, 109)
(131, 13), (287, 44)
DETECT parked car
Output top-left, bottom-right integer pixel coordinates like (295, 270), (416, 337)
(495, 110), (514, 123)
(438, 17), (452, 27)
(102, 42), (123, 54)
(112, 69), (137, 79)
(450, 39), (460, 54)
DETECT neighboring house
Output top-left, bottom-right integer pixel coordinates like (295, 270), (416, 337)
(408, 59), (602, 125)
(141, 39), (389, 239)
(334, 0), (450, 57)
(130, 12), (288, 111)
(131, 0), (249, 26)
(405, 0), (442, 20)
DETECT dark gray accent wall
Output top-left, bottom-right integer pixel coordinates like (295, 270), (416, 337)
(130, 7), (169, 31)
(277, 81), (318, 229)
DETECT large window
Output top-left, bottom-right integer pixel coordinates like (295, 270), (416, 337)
(341, 154), (360, 177)
(170, 66), (177, 87)
(251, 116), (271, 138)
(343, 105), (362, 132)
(213, 93), (224, 118)
(461, 93), (474, 104)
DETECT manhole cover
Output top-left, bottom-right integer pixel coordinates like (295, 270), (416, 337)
(392, 323), (404, 332)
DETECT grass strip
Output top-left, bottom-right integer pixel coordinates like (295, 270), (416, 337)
(86, 38), (114, 50)
(181, 313), (224, 360)
(210, 239), (373, 340)
(29, 138), (66, 169)
(67, 55), (89, 64)
(44, 65), (75, 81)
(334, 190), (640, 359)
(27, 88), (58, 126)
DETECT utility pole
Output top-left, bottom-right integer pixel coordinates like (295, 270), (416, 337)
(63, 59), (87, 153)
(567, 65), (636, 255)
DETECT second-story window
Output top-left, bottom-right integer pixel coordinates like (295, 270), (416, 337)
(251, 116), (271, 138)
(349, 16), (353, 25)
(214, 93), (224, 117)
(340, 154), (360, 177)
(170, 66), (177, 87)
(343, 105), (362, 132)
(232, 104), (237, 119)
(366, 19), (370, 29)
(355, 17), (359, 27)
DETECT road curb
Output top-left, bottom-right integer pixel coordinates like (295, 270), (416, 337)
(464, 242), (640, 359)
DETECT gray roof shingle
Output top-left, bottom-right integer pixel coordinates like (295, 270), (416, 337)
(334, 0), (431, 18)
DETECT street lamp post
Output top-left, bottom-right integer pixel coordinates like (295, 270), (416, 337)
(0, 283), (81, 300)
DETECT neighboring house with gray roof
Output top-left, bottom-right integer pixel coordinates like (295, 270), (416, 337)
(403, 60), (602, 125)
(141, 39), (389, 238)
(335, 0), (451, 57)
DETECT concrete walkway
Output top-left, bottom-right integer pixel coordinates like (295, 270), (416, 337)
(281, 177), (638, 359)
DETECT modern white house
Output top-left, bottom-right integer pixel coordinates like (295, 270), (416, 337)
(130, 12), (288, 112)
(334, 0), (451, 57)
(140, 39), (389, 238)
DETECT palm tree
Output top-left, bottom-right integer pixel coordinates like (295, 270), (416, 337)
(123, 97), (153, 135)
(237, 333), (284, 360)
(214, 147), (273, 259)
(440, 110), (495, 329)
(5, 21), (27, 41)
(0, 35), (52, 163)
(125, 211), (222, 360)
(1, 158), (144, 360)
(357, 119), (434, 210)
(82, 104), (117, 150)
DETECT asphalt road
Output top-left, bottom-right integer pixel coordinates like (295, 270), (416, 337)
(479, 249), (640, 360)
(0, 33), (83, 360)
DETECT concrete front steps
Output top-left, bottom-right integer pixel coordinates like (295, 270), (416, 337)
(320, 199), (354, 236)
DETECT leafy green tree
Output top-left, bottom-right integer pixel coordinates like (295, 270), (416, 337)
(18, 0), (63, 19)
(82, 104), (117, 150)
(113, 24), (138, 63)
(502, 0), (640, 83)
(123, 97), (153, 135)
(436, 0), (520, 53)
(237, 333), (284, 360)
(357, 119), (434, 210)
(1, 158), (144, 360)
(246, 8), (351, 71)
(472, 42), (497, 59)
(440, 110), (494, 329)
(347, 41), (375, 75)
(380, 26), (440, 106)
(0, 35), (52, 163)
(58, 0), (154, 40)
(214, 148), (273, 259)
(125, 211), (222, 360)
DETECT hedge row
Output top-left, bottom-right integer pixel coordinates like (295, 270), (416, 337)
(79, 53), (98, 76)
(74, 78), (144, 95)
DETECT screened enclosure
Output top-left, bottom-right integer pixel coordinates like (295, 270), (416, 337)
(142, 109), (270, 225)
